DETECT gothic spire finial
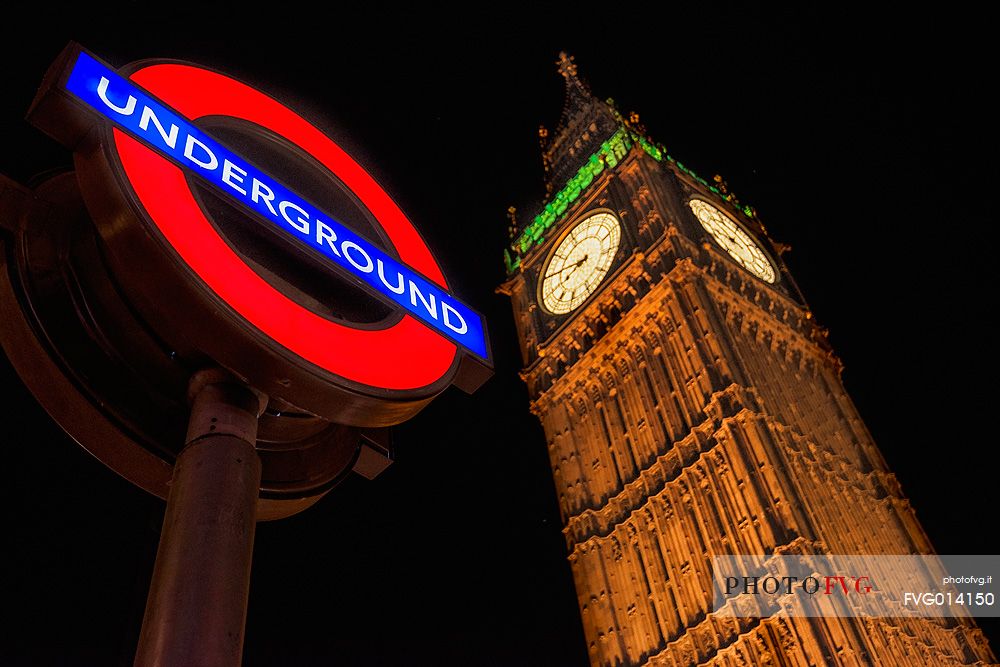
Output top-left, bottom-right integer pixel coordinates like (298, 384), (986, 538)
(556, 51), (592, 97)
(554, 51), (593, 110)
(556, 51), (578, 80)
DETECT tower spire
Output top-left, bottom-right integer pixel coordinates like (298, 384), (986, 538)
(556, 51), (581, 85)
(543, 52), (619, 193)
(554, 51), (595, 117)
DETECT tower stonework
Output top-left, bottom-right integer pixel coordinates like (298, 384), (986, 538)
(499, 54), (996, 666)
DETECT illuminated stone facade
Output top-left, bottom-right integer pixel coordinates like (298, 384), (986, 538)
(499, 55), (996, 666)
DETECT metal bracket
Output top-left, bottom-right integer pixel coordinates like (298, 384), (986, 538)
(352, 428), (393, 480)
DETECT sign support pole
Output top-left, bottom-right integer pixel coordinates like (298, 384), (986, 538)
(134, 370), (267, 667)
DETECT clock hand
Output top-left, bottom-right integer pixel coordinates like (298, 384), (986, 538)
(549, 255), (589, 280)
(559, 255), (589, 283)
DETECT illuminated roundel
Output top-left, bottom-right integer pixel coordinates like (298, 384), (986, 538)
(688, 199), (776, 283)
(114, 63), (458, 391)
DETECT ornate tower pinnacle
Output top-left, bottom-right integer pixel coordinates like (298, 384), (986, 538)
(552, 51), (596, 127)
(554, 51), (598, 129)
(556, 51), (577, 78)
(556, 51), (589, 96)
(542, 52), (619, 194)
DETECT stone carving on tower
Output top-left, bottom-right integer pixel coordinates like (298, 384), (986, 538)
(498, 53), (996, 666)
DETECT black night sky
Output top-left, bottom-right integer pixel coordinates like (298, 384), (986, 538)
(2, 6), (997, 666)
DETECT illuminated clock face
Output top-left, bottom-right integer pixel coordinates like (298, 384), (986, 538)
(540, 212), (622, 314)
(688, 199), (776, 283)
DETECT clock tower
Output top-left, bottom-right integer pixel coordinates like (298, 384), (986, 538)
(499, 54), (995, 666)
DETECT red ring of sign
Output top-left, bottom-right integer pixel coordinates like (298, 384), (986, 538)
(112, 64), (458, 391)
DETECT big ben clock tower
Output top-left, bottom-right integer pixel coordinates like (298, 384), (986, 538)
(499, 53), (996, 666)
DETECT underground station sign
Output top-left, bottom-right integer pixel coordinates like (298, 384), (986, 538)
(2, 44), (491, 518)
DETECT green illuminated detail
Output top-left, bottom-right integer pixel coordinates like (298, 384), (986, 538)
(636, 136), (662, 162)
(505, 122), (756, 273)
(515, 127), (634, 255)
(666, 156), (753, 216)
(503, 248), (520, 273)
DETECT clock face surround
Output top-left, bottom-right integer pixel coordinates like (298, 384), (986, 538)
(688, 199), (777, 283)
(540, 211), (622, 314)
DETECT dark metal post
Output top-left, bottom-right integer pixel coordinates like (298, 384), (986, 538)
(134, 370), (266, 667)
